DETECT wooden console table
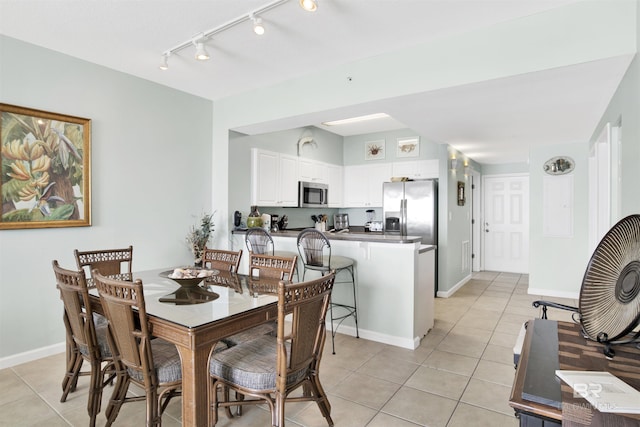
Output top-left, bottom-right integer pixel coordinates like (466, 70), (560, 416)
(509, 318), (640, 427)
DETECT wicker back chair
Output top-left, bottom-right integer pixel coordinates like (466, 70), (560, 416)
(249, 253), (297, 280)
(202, 247), (243, 272)
(92, 271), (182, 427)
(221, 253), (298, 349)
(245, 227), (274, 255)
(74, 245), (133, 285)
(53, 260), (115, 427)
(297, 228), (359, 354)
(209, 272), (336, 427)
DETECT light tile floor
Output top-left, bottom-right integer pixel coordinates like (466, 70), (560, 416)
(0, 271), (578, 426)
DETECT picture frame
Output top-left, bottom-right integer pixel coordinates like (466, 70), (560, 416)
(1, 103), (91, 229)
(365, 139), (385, 160)
(457, 181), (466, 206)
(396, 136), (420, 158)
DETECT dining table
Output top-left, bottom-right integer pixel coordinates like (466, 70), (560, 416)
(89, 266), (282, 426)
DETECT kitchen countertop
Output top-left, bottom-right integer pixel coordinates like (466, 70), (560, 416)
(231, 228), (425, 244)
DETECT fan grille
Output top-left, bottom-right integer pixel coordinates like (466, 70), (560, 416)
(580, 215), (640, 342)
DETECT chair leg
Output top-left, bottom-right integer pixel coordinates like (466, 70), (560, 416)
(329, 300), (336, 354)
(309, 376), (333, 426)
(105, 372), (129, 427)
(348, 266), (359, 339)
(61, 344), (83, 402)
(87, 359), (104, 427)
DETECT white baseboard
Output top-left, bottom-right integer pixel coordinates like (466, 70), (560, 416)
(527, 287), (579, 300)
(0, 342), (65, 370)
(326, 322), (417, 350)
(436, 273), (472, 298)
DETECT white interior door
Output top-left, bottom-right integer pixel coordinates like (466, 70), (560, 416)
(482, 174), (530, 273)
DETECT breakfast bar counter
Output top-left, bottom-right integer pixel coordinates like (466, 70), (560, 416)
(230, 229), (435, 350)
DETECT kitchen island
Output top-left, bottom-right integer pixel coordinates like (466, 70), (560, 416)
(231, 229), (435, 350)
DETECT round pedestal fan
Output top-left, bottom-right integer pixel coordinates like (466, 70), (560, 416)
(579, 214), (640, 357)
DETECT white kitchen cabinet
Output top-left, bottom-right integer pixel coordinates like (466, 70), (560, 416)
(326, 164), (343, 207)
(298, 158), (328, 183)
(251, 148), (298, 207)
(343, 163), (392, 207)
(392, 159), (439, 179)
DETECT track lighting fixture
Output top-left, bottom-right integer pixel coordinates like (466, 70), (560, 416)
(193, 38), (210, 61)
(159, 0), (316, 70)
(299, 0), (318, 12)
(250, 14), (265, 35)
(159, 53), (169, 70)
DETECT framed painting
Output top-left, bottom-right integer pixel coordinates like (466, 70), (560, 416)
(396, 136), (420, 158)
(365, 139), (385, 160)
(1, 104), (91, 229)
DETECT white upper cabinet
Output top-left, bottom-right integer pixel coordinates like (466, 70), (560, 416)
(326, 164), (343, 207)
(298, 158), (328, 183)
(251, 149), (298, 207)
(392, 160), (439, 179)
(343, 163), (392, 207)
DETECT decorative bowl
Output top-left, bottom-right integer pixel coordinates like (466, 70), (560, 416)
(159, 267), (219, 287)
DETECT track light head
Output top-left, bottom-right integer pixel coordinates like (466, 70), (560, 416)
(251, 15), (265, 35)
(299, 0), (318, 12)
(193, 37), (210, 61)
(159, 53), (169, 70)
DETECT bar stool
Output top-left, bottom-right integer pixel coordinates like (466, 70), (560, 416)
(245, 227), (299, 280)
(296, 228), (359, 354)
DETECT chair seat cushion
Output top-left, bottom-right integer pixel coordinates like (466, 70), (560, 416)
(127, 338), (182, 384)
(78, 313), (112, 358)
(209, 335), (307, 391)
(222, 321), (277, 347)
(329, 256), (354, 270)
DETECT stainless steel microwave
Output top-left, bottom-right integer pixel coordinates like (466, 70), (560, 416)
(298, 181), (328, 208)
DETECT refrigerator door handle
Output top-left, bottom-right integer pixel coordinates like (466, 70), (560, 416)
(401, 198), (407, 236)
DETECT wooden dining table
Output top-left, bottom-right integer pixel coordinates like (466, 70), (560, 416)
(89, 267), (281, 426)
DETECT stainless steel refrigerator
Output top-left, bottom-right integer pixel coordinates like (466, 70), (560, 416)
(383, 180), (437, 245)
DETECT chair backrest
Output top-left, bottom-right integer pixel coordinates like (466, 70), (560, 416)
(74, 246), (133, 284)
(297, 228), (331, 269)
(202, 247), (243, 272)
(245, 228), (274, 255)
(276, 272), (335, 392)
(249, 253), (297, 280)
(52, 260), (101, 360)
(92, 271), (153, 380)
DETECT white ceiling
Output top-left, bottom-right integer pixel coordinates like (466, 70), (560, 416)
(0, 0), (634, 164)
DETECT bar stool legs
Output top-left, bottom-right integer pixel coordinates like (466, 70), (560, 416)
(329, 264), (359, 354)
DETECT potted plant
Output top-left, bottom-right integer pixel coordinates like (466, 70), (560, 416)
(186, 212), (215, 266)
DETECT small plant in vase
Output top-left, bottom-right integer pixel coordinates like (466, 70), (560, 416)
(186, 212), (215, 266)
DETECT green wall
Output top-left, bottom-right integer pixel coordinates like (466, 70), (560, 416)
(0, 36), (213, 363)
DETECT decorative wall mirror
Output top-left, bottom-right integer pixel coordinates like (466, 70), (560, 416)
(544, 156), (575, 175)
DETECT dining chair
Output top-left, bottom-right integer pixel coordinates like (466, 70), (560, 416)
(74, 245), (133, 286)
(297, 228), (359, 354)
(53, 260), (116, 427)
(208, 272), (336, 427)
(245, 227), (299, 280)
(92, 270), (182, 427)
(202, 247), (242, 272)
(221, 253), (298, 348)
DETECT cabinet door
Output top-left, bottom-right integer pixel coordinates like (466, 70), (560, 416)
(343, 165), (367, 207)
(279, 155), (299, 206)
(392, 161), (418, 178)
(327, 164), (343, 207)
(414, 160), (439, 179)
(298, 158), (328, 183)
(252, 149), (279, 206)
(367, 163), (392, 207)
